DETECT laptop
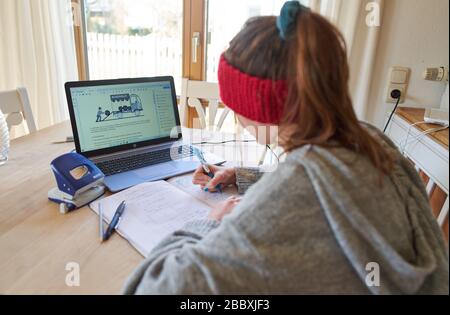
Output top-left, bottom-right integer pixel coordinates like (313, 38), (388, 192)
(65, 76), (225, 192)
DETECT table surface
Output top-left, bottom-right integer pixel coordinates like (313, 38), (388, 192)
(396, 107), (449, 148)
(0, 121), (263, 294)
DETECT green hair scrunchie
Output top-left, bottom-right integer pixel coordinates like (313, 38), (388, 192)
(276, 1), (309, 40)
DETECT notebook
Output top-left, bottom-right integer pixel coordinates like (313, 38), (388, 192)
(90, 174), (238, 257)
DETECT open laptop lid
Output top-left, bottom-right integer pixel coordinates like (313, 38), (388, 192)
(65, 77), (182, 158)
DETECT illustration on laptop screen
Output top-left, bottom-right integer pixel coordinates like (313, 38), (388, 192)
(95, 94), (144, 122)
(70, 81), (177, 153)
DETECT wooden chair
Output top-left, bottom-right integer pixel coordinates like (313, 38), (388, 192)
(0, 88), (37, 135)
(179, 78), (279, 167)
(416, 166), (449, 242)
(179, 79), (231, 131)
(421, 170), (449, 226)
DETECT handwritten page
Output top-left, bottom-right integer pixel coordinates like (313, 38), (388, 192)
(168, 174), (238, 208)
(90, 181), (211, 257)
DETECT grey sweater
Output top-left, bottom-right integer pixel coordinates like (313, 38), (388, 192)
(123, 127), (449, 295)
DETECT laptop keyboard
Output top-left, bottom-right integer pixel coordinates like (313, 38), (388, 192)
(96, 145), (194, 176)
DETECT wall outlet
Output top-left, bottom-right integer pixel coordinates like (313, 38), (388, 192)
(386, 66), (410, 103)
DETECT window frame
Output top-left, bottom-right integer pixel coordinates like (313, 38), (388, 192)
(73, 0), (89, 80)
(73, 0), (207, 127)
(73, 0), (207, 81)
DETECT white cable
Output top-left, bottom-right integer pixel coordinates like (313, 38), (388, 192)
(401, 126), (449, 155)
(403, 127), (448, 147)
(400, 121), (426, 154)
(405, 126), (449, 146)
(399, 121), (427, 154)
(400, 122), (448, 154)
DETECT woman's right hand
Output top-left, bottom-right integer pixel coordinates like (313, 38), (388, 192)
(192, 165), (236, 192)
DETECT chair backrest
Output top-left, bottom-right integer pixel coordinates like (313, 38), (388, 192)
(422, 171), (449, 229)
(0, 88), (37, 134)
(179, 79), (231, 131)
(179, 79), (282, 168)
(415, 166), (449, 241)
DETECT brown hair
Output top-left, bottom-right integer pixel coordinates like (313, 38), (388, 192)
(224, 11), (393, 175)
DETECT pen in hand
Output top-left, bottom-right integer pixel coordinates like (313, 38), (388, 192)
(193, 148), (222, 193)
(201, 163), (223, 193)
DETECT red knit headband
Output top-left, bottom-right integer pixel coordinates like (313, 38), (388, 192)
(218, 54), (288, 124)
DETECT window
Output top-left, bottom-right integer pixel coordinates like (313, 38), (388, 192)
(205, 0), (288, 82)
(74, 0), (311, 126)
(205, 0), (310, 82)
(84, 0), (183, 90)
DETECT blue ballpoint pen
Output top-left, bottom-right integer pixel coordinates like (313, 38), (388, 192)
(103, 200), (126, 242)
(193, 148), (222, 193)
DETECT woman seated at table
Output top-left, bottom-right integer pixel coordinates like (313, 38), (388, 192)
(123, 2), (449, 294)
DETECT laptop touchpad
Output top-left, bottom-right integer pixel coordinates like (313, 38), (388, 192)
(133, 164), (177, 179)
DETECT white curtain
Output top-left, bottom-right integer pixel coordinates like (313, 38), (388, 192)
(0, 0), (78, 136)
(310, 0), (384, 120)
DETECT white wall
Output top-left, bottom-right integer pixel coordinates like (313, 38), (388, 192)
(366, 0), (449, 127)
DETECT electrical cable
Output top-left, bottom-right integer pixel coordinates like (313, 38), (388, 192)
(191, 139), (256, 145)
(383, 89), (402, 133)
(404, 126), (449, 145)
(191, 139), (280, 164)
(399, 120), (427, 154)
(401, 126), (449, 155)
(266, 145), (280, 163)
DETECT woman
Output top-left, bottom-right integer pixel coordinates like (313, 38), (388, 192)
(124, 2), (448, 294)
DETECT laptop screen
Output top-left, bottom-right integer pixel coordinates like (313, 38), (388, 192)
(68, 80), (178, 154)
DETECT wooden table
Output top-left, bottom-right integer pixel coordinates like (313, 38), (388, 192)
(0, 121), (263, 294)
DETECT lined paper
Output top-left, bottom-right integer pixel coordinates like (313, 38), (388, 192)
(90, 181), (211, 257)
(168, 174), (238, 208)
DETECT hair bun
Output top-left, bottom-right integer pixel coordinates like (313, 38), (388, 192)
(276, 1), (308, 40)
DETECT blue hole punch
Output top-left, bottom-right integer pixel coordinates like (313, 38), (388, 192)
(48, 153), (106, 214)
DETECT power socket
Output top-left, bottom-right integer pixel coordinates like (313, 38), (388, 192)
(386, 84), (406, 103)
(386, 67), (410, 103)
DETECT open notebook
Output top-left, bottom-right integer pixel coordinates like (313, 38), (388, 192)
(90, 174), (237, 257)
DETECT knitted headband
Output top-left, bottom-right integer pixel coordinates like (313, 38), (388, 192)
(217, 2), (308, 124)
(218, 55), (288, 124)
